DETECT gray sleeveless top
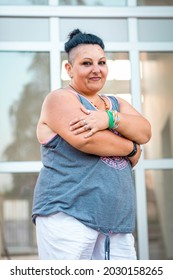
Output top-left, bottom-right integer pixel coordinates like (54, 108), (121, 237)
(32, 93), (136, 234)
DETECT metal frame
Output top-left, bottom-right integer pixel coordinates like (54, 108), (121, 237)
(1, 5), (173, 17)
(1, 2), (173, 260)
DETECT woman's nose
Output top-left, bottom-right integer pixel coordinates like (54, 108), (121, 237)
(92, 64), (100, 73)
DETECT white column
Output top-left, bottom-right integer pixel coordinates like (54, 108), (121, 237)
(128, 13), (149, 259)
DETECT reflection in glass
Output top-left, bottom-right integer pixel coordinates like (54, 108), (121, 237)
(59, 0), (127, 6)
(0, 173), (38, 257)
(60, 18), (128, 42)
(137, 0), (173, 5)
(0, 18), (49, 41)
(146, 170), (173, 260)
(61, 52), (131, 102)
(138, 19), (173, 42)
(0, 52), (50, 161)
(140, 52), (173, 159)
(0, 0), (126, 5)
(0, 0), (48, 5)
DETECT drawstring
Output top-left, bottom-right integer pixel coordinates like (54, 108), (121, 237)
(98, 229), (112, 260)
(104, 235), (110, 260)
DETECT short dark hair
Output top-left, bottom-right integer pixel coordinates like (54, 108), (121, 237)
(64, 29), (105, 53)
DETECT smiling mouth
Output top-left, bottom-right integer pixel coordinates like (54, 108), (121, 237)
(90, 77), (101, 81)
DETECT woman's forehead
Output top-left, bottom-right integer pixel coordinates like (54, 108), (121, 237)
(69, 44), (105, 62)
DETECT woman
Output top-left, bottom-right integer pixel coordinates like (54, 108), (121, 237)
(32, 29), (151, 260)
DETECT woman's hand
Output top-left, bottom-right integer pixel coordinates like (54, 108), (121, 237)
(69, 105), (109, 138)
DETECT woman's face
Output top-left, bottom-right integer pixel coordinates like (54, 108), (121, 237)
(66, 44), (108, 95)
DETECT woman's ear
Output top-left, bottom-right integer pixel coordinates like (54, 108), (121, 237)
(65, 62), (73, 79)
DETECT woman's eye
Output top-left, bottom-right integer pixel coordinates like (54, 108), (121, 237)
(99, 61), (106, 65)
(83, 61), (92, 66)
(82, 61), (106, 66)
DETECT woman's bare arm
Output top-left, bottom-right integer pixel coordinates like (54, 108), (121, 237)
(69, 96), (151, 144)
(37, 89), (138, 158)
(116, 97), (151, 144)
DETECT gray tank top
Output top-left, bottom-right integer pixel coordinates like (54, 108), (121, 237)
(32, 93), (136, 234)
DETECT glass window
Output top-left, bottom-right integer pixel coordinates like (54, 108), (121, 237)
(137, 0), (173, 6)
(138, 19), (173, 42)
(140, 52), (173, 159)
(0, 18), (49, 41)
(59, 0), (127, 6)
(0, 0), (48, 5)
(60, 19), (128, 42)
(146, 170), (173, 260)
(0, 173), (38, 256)
(0, 52), (50, 161)
(0, 0), (127, 5)
(61, 52), (131, 102)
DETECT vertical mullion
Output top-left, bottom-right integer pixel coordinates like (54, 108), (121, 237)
(49, 0), (60, 90)
(50, 17), (61, 90)
(128, 16), (149, 259)
(129, 21), (141, 111)
(127, 0), (137, 6)
(135, 162), (149, 259)
(49, 0), (59, 5)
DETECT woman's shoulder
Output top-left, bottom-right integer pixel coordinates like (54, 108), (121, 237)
(46, 88), (67, 98)
(43, 87), (78, 106)
(45, 88), (78, 100)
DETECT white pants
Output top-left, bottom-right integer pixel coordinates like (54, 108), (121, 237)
(36, 212), (137, 260)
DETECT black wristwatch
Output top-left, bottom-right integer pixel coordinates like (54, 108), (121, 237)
(127, 141), (138, 157)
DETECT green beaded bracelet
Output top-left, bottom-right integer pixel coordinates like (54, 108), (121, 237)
(106, 110), (115, 129)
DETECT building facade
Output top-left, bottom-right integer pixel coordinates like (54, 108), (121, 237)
(0, 0), (173, 260)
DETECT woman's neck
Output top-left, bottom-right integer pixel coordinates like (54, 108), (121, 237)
(68, 84), (109, 111)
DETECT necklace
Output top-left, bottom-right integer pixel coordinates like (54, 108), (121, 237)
(69, 84), (109, 111)
(97, 95), (109, 111)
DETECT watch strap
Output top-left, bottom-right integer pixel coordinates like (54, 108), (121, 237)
(127, 141), (137, 157)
